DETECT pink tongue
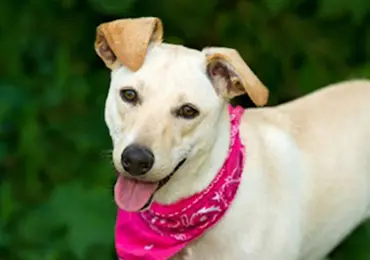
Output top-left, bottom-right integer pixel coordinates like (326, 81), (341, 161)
(114, 175), (158, 212)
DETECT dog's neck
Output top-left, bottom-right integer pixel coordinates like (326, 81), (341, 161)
(153, 104), (231, 204)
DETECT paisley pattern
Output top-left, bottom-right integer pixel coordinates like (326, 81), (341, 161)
(116, 105), (245, 260)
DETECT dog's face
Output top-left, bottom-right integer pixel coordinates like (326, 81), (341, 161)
(106, 44), (225, 181)
(95, 17), (268, 211)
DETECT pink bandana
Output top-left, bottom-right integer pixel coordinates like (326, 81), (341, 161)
(115, 105), (245, 260)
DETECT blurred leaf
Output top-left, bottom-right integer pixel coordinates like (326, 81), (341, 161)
(48, 182), (115, 258)
(0, 232), (9, 248)
(319, 0), (370, 23)
(0, 83), (30, 118)
(0, 182), (18, 225)
(18, 182), (115, 259)
(0, 143), (7, 162)
(264, 0), (290, 14)
(349, 64), (370, 78)
(88, 0), (135, 15)
(318, 0), (348, 19)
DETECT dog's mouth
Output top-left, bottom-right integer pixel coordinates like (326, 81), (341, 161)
(114, 158), (187, 212)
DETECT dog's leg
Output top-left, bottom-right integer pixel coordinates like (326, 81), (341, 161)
(171, 248), (193, 260)
(182, 248), (193, 260)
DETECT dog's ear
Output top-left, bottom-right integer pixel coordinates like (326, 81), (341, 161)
(94, 17), (163, 71)
(203, 47), (269, 106)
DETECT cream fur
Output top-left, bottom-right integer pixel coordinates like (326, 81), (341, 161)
(104, 42), (370, 260)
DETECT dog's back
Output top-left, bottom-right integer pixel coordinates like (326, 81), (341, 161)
(241, 79), (370, 259)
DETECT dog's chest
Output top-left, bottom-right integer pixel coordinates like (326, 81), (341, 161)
(171, 220), (245, 260)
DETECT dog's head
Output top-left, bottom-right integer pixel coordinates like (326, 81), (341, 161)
(95, 17), (268, 211)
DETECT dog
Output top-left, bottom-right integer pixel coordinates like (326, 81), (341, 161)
(94, 17), (370, 260)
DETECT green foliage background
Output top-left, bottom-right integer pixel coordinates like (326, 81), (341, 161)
(1, 0), (370, 259)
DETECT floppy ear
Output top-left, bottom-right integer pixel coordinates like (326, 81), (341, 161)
(94, 17), (163, 71)
(203, 47), (269, 106)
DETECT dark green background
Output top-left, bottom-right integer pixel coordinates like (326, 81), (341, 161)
(1, 0), (370, 259)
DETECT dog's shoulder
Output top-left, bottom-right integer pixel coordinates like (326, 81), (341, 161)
(239, 107), (302, 174)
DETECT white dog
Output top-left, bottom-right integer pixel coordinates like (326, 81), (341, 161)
(95, 17), (370, 260)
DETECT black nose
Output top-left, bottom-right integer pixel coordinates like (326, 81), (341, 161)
(121, 144), (154, 176)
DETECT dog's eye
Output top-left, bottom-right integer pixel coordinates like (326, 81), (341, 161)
(120, 88), (138, 104)
(176, 104), (199, 119)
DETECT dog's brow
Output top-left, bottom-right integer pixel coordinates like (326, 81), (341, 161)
(177, 94), (187, 103)
(132, 79), (144, 91)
